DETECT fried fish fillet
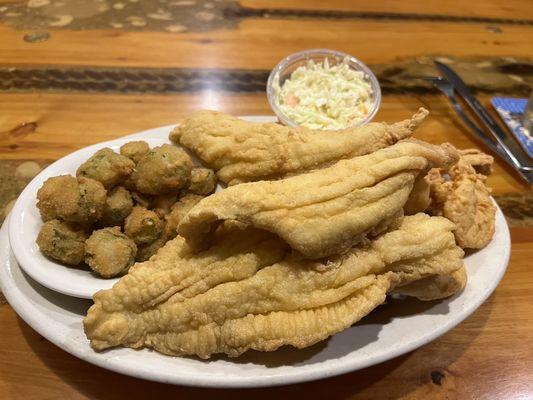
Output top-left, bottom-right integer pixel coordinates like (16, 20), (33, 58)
(393, 265), (467, 301)
(169, 108), (429, 185)
(427, 151), (495, 249)
(101, 225), (288, 311)
(84, 214), (464, 358)
(403, 172), (431, 215)
(458, 148), (494, 176)
(178, 140), (459, 259)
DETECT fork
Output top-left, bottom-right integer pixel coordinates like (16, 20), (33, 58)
(423, 76), (533, 180)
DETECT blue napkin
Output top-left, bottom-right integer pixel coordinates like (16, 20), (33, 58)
(491, 97), (532, 158)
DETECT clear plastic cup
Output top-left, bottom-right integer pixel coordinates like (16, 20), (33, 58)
(266, 49), (381, 128)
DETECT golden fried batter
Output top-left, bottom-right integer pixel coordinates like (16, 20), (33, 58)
(170, 108), (429, 185)
(85, 227), (137, 278)
(77, 148), (135, 189)
(36, 219), (87, 265)
(135, 231), (169, 262)
(164, 194), (204, 239)
(403, 173), (431, 215)
(124, 206), (162, 245)
(99, 186), (133, 227)
(89, 224), (288, 313)
(132, 144), (192, 195)
(84, 214), (464, 358)
(178, 140), (458, 259)
(392, 265), (467, 301)
(458, 148), (494, 176)
(120, 141), (150, 164)
(36, 175), (106, 225)
(152, 193), (178, 219)
(427, 154), (495, 249)
(187, 168), (217, 195)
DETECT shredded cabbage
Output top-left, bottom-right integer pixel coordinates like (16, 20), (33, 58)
(273, 58), (374, 130)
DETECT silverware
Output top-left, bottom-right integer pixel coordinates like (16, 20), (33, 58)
(430, 62), (533, 183)
(424, 77), (500, 150)
(424, 76), (530, 176)
(434, 62), (532, 169)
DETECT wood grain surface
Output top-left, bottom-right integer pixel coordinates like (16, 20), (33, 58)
(0, 0), (532, 399)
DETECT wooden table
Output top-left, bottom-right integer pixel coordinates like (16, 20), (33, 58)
(0, 1), (532, 398)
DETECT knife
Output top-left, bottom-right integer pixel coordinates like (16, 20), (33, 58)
(435, 61), (533, 178)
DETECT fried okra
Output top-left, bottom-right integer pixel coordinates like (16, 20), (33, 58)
(85, 227), (137, 278)
(122, 175), (137, 192)
(132, 144), (193, 195)
(36, 175), (106, 225)
(36, 219), (87, 265)
(124, 206), (162, 244)
(77, 148), (135, 189)
(120, 141), (150, 164)
(152, 193), (178, 218)
(135, 230), (169, 262)
(99, 186), (133, 227)
(188, 167), (217, 195)
(164, 194), (204, 239)
(130, 190), (153, 208)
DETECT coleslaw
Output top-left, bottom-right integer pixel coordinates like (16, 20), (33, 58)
(272, 57), (374, 130)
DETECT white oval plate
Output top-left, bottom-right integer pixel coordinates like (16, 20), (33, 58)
(1, 122), (511, 388)
(0, 205), (510, 388)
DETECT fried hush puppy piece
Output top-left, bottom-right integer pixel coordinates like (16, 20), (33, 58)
(132, 144), (193, 195)
(124, 206), (162, 245)
(85, 227), (137, 278)
(164, 194), (204, 239)
(170, 108), (429, 185)
(77, 148), (135, 189)
(179, 140), (459, 259)
(188, 168), (217, 195)
(99, 186), (134, 227)
(84, 214), (464, 358)
(120, 141), (150, 164)
(37, 175), (106, 225)
(36, 219), (87, 265)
